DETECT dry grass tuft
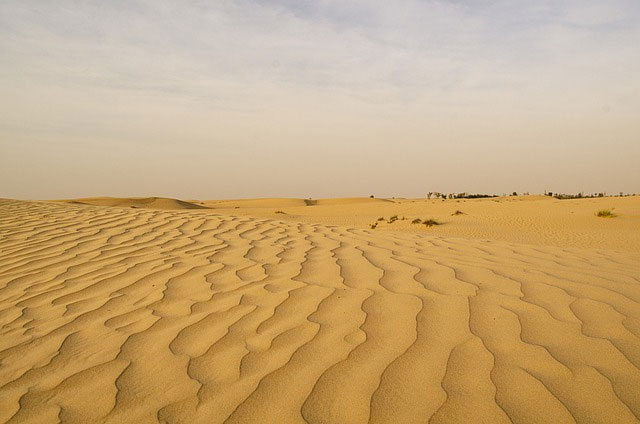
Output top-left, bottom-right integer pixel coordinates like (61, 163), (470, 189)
(596, 209), (616, 218)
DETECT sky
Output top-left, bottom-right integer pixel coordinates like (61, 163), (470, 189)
(1, 0), (639, 199)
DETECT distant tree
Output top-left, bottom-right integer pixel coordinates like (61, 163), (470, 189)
(512, 192), (518, 196)
(370, 195), (374, 198)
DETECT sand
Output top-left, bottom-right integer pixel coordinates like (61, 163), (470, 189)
(1, 196), (639, 423)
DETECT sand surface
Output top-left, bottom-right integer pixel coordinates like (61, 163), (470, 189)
(1, 197), (640, 423)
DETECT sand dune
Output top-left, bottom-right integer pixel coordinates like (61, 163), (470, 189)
(207, 195), (640, 252)
(201, 197), (393, 209)
(1, 198), (640, 423)
(62, 196), (208, 210)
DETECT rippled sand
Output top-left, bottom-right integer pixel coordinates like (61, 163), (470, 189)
(1, 198), (639, 423)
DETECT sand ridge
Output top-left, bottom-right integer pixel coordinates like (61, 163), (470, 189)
(60, 197), (209, 210)
(1, 199), (640, 423)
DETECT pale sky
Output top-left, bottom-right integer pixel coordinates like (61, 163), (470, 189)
(1, 0), (639, 199)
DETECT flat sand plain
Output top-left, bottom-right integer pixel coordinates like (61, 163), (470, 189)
(1, 196), (639, 423)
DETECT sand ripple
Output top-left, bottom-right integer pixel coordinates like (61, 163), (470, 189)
(1, 199), (639, 423)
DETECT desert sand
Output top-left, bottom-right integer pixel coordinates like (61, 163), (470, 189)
(1, 196), (640, 423)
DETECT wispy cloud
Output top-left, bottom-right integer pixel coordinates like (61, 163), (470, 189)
(2, 1), (638, 104)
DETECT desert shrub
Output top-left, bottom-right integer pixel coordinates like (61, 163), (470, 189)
(596, 209), (615, 218)
(370, 223), (378, 229)
(377, 217), (384, 221)
(412, 218), (422, 224)
(275, 210), (286, 214)
(451, 193), (497, 199)
(423, 219), (440, 227)
(452, 210), (464, 215)
(553, 192), (617, 200)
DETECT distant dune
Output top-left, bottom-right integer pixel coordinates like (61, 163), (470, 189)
(62, 196), (209, 210)
(1, 197), (639, 423)
(201, 196), (393, 209)
(207, 195), (640, 252)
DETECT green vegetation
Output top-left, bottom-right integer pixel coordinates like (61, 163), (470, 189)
(428, 192), (497, 199)
(553, 192), (630, 200)
(596, 209), (616, 218)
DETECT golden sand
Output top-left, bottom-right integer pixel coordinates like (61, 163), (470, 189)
(1, 196), (639, 423)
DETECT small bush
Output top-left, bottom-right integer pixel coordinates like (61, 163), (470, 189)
(423, 219), (440, 227)
(275, 210), (286, 214)
(370, 223), (378, 229)
(377, 217), (384, 221)
(390, 215), (398, 221)
(596, 209), (615, 218)
(412, 218), (422, 224)
(452, 210), (464, 215)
